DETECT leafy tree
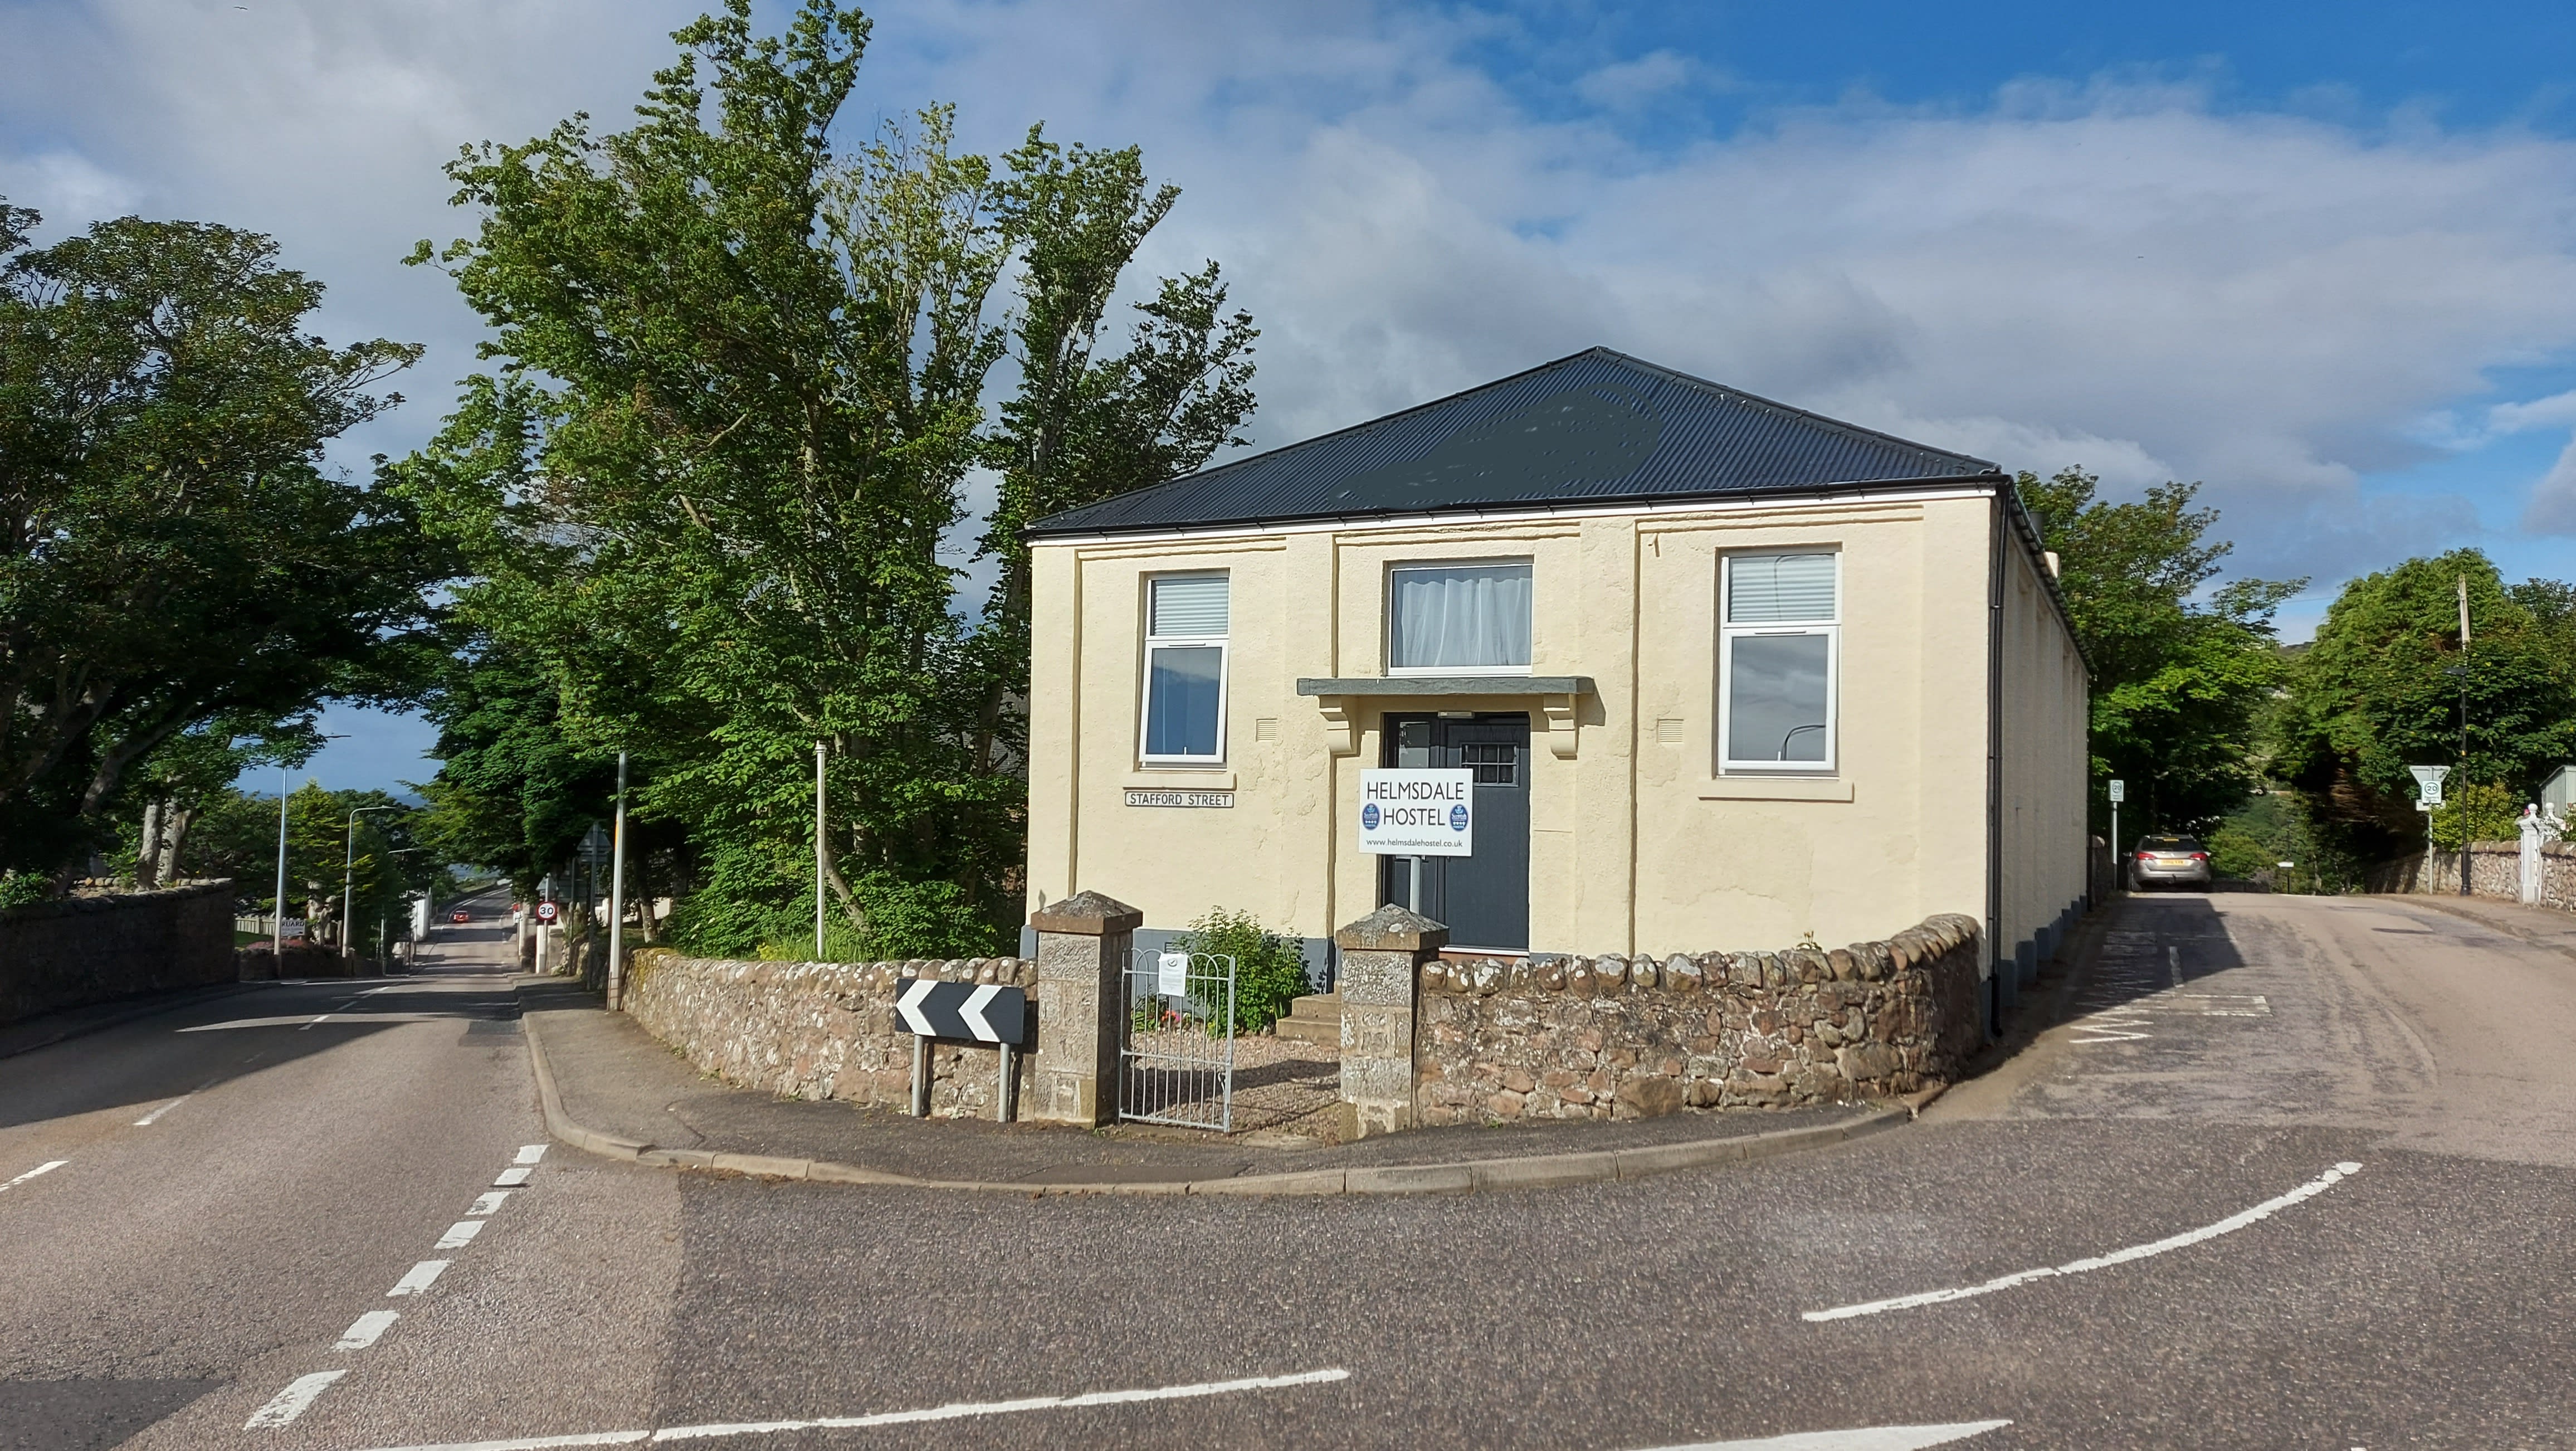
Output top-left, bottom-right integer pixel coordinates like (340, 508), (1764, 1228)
(399, 1), (1256, 958)
(0, 204), (444, 882)
(2275, 549), (2576, 864)
(2017, 468), (2302, 846)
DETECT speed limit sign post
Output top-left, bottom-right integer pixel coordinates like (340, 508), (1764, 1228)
(535, 899), (560, 925)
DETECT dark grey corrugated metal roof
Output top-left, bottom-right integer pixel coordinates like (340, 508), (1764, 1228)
(1026, 347), (2004, 539)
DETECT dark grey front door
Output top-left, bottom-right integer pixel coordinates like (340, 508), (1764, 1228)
(1379, 713), (1531, 951)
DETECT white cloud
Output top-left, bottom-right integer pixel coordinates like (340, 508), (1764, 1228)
(11, 0), (2576, 576)
(1574, 50), (1701, 110)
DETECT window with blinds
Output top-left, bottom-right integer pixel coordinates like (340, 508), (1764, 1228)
(1141, 573), (1228, 762)
(1719, 552), (1838, 772)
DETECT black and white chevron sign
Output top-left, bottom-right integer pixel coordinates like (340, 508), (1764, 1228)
(894, 978), (1028, 1045)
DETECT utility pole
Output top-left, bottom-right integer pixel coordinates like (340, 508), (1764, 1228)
(814, 741), (827, 962)
(607, 752), (630, 1013)
(272, 767), (291, 963)
(2459, 573), (2472, 897)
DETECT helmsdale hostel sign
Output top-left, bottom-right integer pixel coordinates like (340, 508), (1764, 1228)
(1358, 768), (1475, 856)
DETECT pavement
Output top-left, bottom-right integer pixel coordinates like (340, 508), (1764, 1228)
(8, 887), (2576, 1450)
(521, 978), (1894, 1193)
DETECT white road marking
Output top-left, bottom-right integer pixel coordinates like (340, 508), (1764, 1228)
(515, 1145), (548, 1165)
(494, 1166), (533, 1187)
(1636, 1422), (2012, 1450)
(337, 1309), (400, 1350)
(245, 1369), (347, 1428)
(388, 1260), (450, 1296)
(182, 1013), (470, 1032)
(351, 1366), (1352, 1450)
(468, 1191), (511, 1216)
(133, 1080), (218, 1126)
(433, 1220), (486, 1250)
(2, 1160), (67, 1193)
(1806, 1161), (2364, 1321)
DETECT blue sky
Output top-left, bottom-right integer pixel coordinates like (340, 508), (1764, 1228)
(6, 1), (2576, 793)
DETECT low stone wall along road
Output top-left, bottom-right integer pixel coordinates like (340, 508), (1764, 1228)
(4, 889), (2576, 1447)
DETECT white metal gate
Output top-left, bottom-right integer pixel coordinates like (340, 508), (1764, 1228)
(1119, 949), (1236, 1131)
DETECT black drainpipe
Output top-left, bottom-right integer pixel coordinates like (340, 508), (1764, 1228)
(1985, 494), (2007, 1040)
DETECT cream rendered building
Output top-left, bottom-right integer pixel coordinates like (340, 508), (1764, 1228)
(1022, 350), (2090, 1028)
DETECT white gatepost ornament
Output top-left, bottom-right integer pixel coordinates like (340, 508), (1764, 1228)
(2521, 805), (2546, 905)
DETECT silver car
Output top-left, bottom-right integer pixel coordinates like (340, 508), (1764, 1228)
(2130, 834), (2212, 890)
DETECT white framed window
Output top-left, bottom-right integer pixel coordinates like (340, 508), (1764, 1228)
(1719, 552), (1838, 773)
(1140, 572), (1228, 763)
(1387, 560), (1533, 675)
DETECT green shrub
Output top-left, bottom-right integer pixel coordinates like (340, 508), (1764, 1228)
(0, 871), (50, 910)
(2428, 781), (2521, 851)
(2207, 825), (2276, 880)
(1169, 907), (1313, 1036)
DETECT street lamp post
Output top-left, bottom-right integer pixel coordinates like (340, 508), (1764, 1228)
(343, 806), (398, 956)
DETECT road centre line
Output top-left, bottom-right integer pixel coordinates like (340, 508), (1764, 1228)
(338, 1310), (401, 1350)
(468, 1190), (511, 1216)
(1804, 1162), (2365, 1322)
(245, 1369), (347, 1428)
(515, 1144), (548, 1165)
(2, 1160), (67, 1193)
(435, 1219), (486, 1250)
(495, 1166), (533, 1187)
(388, 1260), (450, 1296)
(1637, 1421), (2012, 1450)
(352, 1367), (1354, 1450)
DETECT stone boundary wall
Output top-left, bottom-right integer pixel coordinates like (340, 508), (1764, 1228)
(1416, 913), (1984, 1126)
(0, 880), (237, 1025)
(624, 950), (1036, 1118)
(2368, 841), (2574, 913)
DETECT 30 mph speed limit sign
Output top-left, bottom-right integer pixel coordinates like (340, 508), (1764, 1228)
(534, 900), (559, 923)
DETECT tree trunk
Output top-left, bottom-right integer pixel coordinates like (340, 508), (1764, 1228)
(135, 799), (165, 889)
(158, 806), (195, 884)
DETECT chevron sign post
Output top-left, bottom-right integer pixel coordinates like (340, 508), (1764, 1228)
(895, 978), (1029, 1122)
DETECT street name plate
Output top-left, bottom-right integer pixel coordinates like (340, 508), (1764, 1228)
(1124, 789), (1233, 809)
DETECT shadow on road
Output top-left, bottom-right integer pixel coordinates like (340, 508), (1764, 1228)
(0, 977), (521, 1134)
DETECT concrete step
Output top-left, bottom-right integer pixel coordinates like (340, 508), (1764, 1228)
(1272, 992), (1342, 1045)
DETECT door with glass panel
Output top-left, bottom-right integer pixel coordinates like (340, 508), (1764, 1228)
(1378, 713), (1531, 952)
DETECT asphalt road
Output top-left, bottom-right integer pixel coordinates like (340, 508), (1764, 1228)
(4, 890), (2574, 1450)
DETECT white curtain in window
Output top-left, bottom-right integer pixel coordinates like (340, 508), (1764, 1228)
(1728, 553), (1837, 624)
(1391, 564), (1532, 669)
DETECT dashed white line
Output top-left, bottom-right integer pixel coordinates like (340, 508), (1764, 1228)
(1805, 1161), (2365, 1322)
(350, 1367), (1353, 1449)
(433, 1220), (486, 1250)
(1635, 1423), (2012, 1450)
(467, 1190), (512, 1216)
(338, 1309), (401, 1350)
(514, 1144), (548, 1165)
(134, 1080), (217, 1126)
(245, 1369), (347, 1428)
(2, 1160), (67, 1193)
(494, 1166), (533, 1187)
(388, 1260), (450, 1296)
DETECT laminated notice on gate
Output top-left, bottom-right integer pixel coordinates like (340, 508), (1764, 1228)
(1157, 951), (1191, 996)
(1357, 768), (1475, 857)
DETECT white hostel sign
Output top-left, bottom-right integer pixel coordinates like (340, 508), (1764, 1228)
(1358, 769), (1475, 856)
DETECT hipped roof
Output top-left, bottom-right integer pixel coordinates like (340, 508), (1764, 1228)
(1024, 347), (2005, 539)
